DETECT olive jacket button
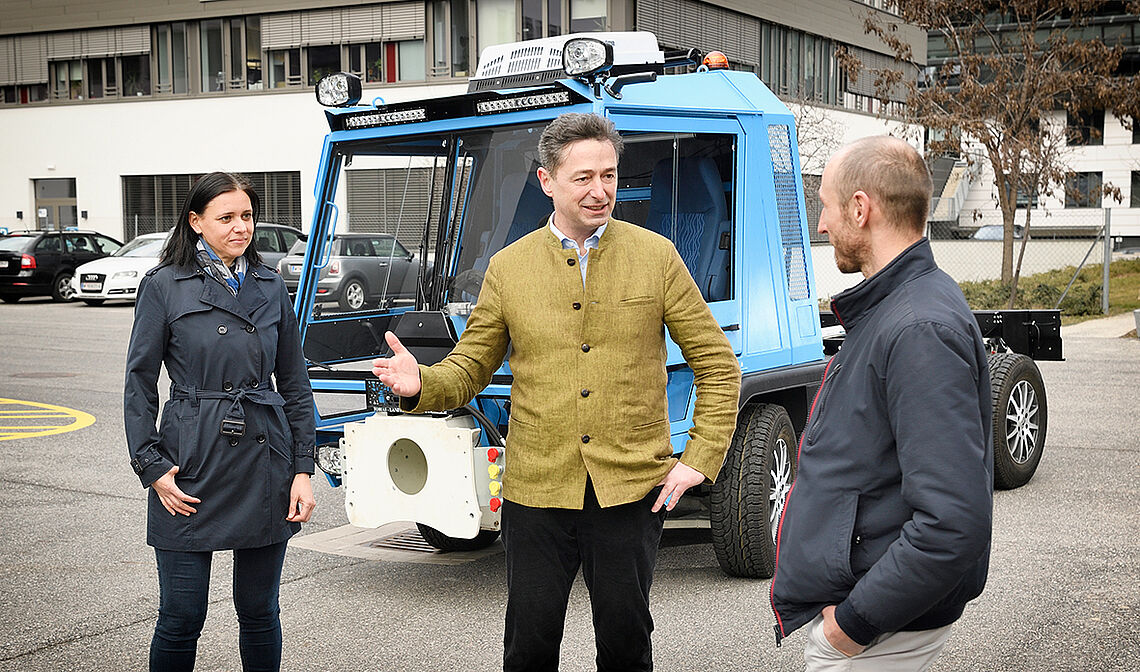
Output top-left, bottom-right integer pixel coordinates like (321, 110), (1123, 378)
(572, 302), (581, 310)
(581, 389), (590, 397)
(217, 324), (228, 335)
(581, 434), (590, 444)
(581, 344), (590, 353)
(567, 258), (576, 266)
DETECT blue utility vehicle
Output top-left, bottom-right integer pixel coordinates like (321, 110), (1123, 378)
(295, 32), (1061, 577)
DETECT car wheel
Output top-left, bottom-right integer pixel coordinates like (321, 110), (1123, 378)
(709, 403), (797, 579)
(416, 523), (500, 552)
(81, 299), (106, 306)
(0, 294), (19, 304)
(52, 272), (76, 302)
(988, 352), (1047, 489)
(338, 278), (367, 311)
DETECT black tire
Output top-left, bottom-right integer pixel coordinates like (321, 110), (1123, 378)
(52, 271), (76, 302)
(338, 278), (367, 311)
(81, 299), (106, 306)
(988, 352), (1047, 490)
(0, 294), (19, 304)
(416, 523), (500, 552)
(710, 403), (797, 578)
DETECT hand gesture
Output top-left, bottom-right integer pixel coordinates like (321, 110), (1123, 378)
(151, 465), (202, 516)
(652, 461), (707, 512)
(371, 331), (422, 397)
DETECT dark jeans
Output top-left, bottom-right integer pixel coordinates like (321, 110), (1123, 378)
(501, 481), (666, 672)
(151, 541), (289, 672)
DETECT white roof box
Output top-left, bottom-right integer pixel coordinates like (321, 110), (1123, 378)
(468, 31), (664, 93)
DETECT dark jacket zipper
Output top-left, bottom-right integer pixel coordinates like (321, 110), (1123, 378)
(769, 354), (837, 646)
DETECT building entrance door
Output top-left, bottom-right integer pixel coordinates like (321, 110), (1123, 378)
(34, 178), (78, 231)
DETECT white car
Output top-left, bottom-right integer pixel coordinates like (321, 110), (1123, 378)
(70, 232), (167, 305)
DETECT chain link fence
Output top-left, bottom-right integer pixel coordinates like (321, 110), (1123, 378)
(812, 209), (1116, 316)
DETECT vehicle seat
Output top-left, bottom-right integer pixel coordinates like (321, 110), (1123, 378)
(350, 242), (368, 256)
(645, 157), (731, 301)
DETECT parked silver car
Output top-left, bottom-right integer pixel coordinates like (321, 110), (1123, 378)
(277, 233), (422, 311)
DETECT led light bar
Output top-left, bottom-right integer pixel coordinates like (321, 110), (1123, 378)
(344, 108), (428, 129)
(475, 91), (572, 115)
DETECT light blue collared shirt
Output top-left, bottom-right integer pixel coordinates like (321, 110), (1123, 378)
(549, 216), (607, 286)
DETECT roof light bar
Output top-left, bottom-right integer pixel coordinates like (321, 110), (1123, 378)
(344, 108), (428, 130)
(475, 91), (573, 115)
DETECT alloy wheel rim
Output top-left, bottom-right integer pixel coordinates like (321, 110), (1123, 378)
(1005, 379), (1039, 464)
(346, 283), (364, 309)
(769, 436), (793, 544)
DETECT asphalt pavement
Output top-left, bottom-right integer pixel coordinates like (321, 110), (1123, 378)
(0, 298), (1137, 672)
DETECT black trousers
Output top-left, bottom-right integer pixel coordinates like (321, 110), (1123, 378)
(501, 480), (666, 672)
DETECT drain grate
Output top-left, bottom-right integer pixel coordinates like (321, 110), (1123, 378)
(368, 528), (438, 553)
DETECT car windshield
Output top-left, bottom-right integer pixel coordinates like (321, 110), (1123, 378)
(0, 236), (33, 251)
(114, 236), (167, 257)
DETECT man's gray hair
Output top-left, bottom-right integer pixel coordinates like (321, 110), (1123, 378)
(538, 113), (624, 175)
(832, 136), (932, 233)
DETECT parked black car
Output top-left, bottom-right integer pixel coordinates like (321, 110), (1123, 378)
(0, 229), (123, 302)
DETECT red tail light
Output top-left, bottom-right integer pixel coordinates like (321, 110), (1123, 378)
(329, 260), (341, 275)
(20, 254), (35, 270)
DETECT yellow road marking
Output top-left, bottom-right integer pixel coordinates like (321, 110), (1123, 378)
(0, 398), (95, 441)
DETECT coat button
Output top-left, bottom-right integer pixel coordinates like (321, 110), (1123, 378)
(217, 324), (228, 335)
(256, 434), (266, 444)
(244, 325), (256, 333)
(228, 438), (239, 447)
(223, 381), (233, 391)
(567, 258), (576, 266)
(581, 389), (590, 397)
(572, 302), (581, 310)
(581, 343), (590, 353)
(581, 434), (590, 443)
(250, 380), (260, 388)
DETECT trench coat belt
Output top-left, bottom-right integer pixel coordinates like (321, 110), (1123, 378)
(170, 382), (285, 437)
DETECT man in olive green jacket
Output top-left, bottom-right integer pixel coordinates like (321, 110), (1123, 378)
(374, 112), (740, 671)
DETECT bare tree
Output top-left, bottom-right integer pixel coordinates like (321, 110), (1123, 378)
(842, 0), (1140, 305)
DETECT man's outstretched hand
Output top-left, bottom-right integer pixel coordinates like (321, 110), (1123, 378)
(371, 331), (422, 397)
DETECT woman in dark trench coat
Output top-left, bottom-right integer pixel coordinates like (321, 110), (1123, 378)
(124, 172), (316, 671)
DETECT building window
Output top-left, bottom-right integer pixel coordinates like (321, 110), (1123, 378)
(431, 0), (471, 78)
(1065, 171), (1102, 208)
(570, 0), (606, 32)
(398, 40), (426, 80)
(478, 0), (516, 55)
(121, 54), (151, 97)
(200, 16), (262, 92)
(1132, 171), (1140, 208)
(348, 43), (386, 83)
(155, 23), (189, 94)
(51, 60), (83, 100)
(758, 22), (839, 105)
(1, 84), (49, 105)
(1066, 109), (1105, 145)
(269, 49), (302, 88)
(307, 45), (341, 85)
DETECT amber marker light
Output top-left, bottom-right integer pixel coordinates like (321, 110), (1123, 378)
(703, 51), (729, 69)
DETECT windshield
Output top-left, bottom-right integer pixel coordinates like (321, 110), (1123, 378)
(115, 236), (167, 257)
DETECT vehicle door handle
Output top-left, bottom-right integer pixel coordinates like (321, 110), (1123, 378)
(377, 261), (389, 267)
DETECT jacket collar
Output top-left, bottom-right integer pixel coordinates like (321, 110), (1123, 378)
(830, 238), (937, 332)
(543, 217), (624, 252)
(172, 262), (273, 321)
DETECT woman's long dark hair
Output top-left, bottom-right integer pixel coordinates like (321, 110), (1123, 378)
(160, 172), (263, 268)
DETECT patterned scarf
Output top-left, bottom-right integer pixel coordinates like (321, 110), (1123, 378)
(195, 237), (247, 297)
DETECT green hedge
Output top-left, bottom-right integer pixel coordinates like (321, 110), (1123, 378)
(958, 258), (1140, 316)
